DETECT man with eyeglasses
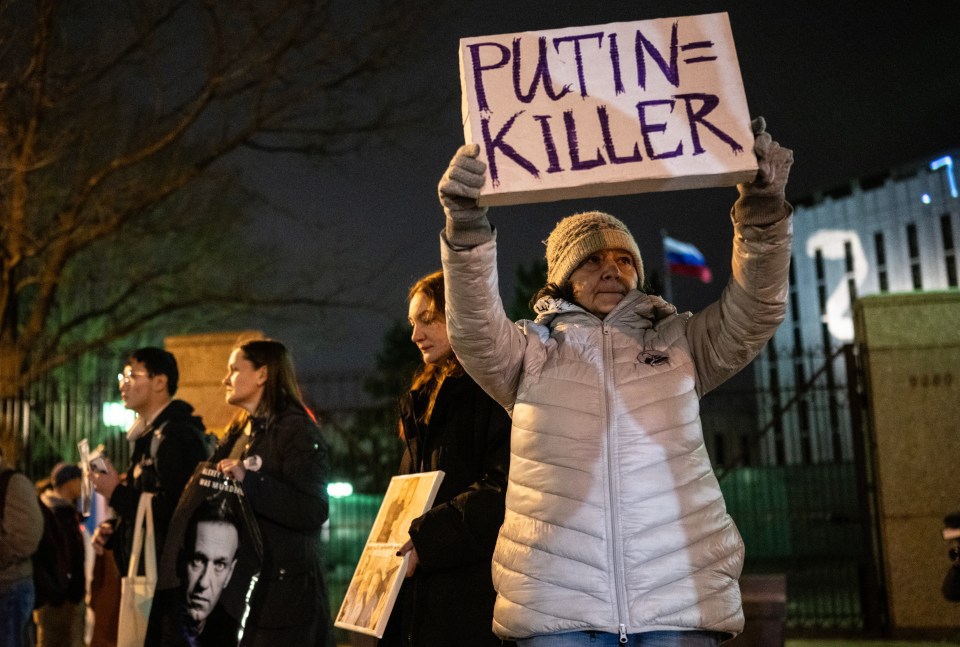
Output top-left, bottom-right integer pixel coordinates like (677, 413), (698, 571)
(91, 347), (210, 580)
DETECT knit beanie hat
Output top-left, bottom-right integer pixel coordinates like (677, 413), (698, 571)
(545, 211), (644, 287)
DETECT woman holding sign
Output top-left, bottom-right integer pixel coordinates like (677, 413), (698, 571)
(215, 339), (331, 647)
(436, 121), (793, 646)
(378, 270), (512, 647)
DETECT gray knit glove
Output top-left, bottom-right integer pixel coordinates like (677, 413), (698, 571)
(738, 117), (794, 199)
(438, 144), (492, 247)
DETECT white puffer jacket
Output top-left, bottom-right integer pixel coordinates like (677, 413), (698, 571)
(441, 196), (792, 641)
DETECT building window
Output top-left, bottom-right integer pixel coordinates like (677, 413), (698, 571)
(844, 240), (857, 302)
(947, 257), (958, 288)
(907, 223), (922, 290)
(788, 257), (803, 350)
(942, 214), (958, 288)
(814, 248), (833, 352)
(875, 232), (887, 265)
(789, 260), (800, 321)
(765, 343), (786, 465)
(943, 214), (956, 251)
(790, 291), (801, 321)
(874, 231), (888, 293)
(815, 249), (827, 312)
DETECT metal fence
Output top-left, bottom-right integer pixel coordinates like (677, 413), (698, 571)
(324, 493), (383, 644)
(1, 373), (129, 485)
(706, 343), (878, 635)
(721, 463), (866, 632)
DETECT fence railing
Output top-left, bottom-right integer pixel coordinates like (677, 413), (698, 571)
(2, 382), (129, 483)
(721, 462), (866, 632)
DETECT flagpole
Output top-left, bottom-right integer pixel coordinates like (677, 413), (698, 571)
(660, 228), (673, 304)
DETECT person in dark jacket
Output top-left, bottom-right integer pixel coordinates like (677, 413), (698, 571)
(379, 270), (512, 647)
(215, 338), (331, 647)
(91, 347), (209, 577)
(0, 446), (44, 647)
(35, 463), (87, 647)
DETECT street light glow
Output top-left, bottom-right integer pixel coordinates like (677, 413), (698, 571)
(102, 402), (135, 429)
(327, 482), (354, 498)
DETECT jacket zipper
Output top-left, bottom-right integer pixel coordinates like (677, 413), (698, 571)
(600, 320), (630, 640)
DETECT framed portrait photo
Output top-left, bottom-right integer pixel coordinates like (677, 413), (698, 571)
(335, 471), (444, 638)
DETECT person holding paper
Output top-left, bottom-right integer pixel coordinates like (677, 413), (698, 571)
(436, 119), (793, 646)
(214, 339), (331, 647)
(379, 270), (512, 647)
(90, 348), (209, 577)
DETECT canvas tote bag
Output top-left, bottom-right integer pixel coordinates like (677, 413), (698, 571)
(118, 492), (157, 647)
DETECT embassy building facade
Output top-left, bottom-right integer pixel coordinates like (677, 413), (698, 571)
(751, 149), (959, 466)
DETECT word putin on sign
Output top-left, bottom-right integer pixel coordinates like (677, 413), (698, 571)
(459, 13), (757, 206)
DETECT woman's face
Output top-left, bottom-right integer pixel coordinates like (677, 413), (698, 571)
(408, 291), (453, 365)
(569, 248), (638, 318)
(222, 348), (266, 414)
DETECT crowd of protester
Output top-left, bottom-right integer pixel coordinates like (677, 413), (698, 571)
(1, 122), (795, 647)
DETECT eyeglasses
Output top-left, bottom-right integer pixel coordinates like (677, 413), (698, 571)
(117, 371), (151, 385)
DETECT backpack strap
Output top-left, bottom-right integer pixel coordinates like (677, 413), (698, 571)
(147, 420), (170, 463)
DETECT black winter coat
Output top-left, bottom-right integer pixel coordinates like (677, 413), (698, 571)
(379, 372), (512, 647)
(211, 405), (331, 647)
(40, 492), (85, 606)
(108, 399), (208, 576)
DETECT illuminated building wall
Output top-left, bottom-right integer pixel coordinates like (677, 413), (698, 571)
(753, 151), (959, 465)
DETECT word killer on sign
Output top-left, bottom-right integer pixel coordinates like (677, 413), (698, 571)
(458, 13), (758, 206)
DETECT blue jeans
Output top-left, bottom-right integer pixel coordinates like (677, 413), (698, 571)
(519, 630), (724, 647)
(0, 577), (36, 647)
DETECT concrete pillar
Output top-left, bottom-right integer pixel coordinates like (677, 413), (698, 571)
(853, 291), (960, 635)
(165, 331), (262, 437)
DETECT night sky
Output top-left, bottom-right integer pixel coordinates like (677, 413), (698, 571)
(236, 2), (960, 377)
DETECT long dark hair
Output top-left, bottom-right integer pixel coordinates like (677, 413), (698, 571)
(407, 271), (462, 427)
(227, 339), (308, 431)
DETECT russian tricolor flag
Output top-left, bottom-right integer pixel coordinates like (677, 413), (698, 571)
(664, 236), (713, 283)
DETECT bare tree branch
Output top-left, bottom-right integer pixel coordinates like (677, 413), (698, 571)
(0, 0), (439, 388)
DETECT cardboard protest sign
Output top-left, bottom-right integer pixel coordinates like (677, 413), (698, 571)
(145, 464), (263, 647)
(335, 471), (444, 638)
(459, 12), (756, 206)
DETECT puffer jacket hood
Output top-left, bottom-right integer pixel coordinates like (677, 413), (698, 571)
(532, 290), (679, 327)
(155, 399), (204, 436)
